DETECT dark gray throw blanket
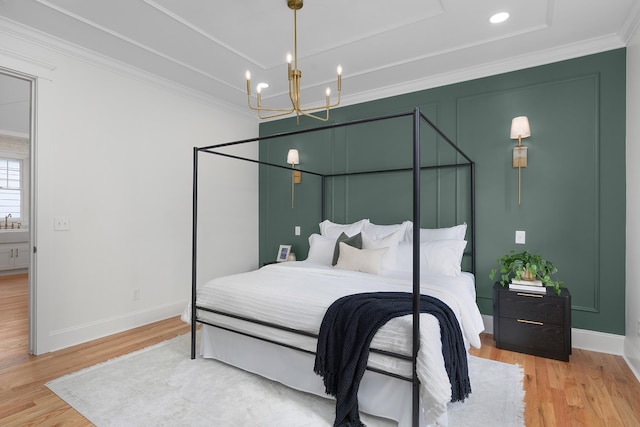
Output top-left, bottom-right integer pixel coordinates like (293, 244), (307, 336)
(313, 292), (471, 427)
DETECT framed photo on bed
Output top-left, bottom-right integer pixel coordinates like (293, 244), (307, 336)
(276, 244), (291, 262)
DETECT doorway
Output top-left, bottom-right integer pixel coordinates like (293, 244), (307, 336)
(0, 68), (35, 355)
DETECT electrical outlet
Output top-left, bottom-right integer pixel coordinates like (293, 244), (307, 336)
(132, 288), (140, 301)
(54, 216), (70, 231)
(295, 226), (301, 236)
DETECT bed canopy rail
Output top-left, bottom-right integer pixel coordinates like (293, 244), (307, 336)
(191, 107), (475, 427)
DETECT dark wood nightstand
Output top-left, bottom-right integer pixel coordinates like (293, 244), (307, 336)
(493, 282), (571, 361)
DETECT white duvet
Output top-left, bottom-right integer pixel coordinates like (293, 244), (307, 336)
(184, 261), (484, 425)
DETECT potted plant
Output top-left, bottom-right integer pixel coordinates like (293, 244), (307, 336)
(489, 250), (564, 295)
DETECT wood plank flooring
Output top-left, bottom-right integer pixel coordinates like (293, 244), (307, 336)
(1, 274), (639, 426)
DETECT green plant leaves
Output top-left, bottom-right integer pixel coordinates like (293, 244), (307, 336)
(489, 250), (563, 294)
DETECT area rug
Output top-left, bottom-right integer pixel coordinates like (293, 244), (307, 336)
(47, 334), (524, 426)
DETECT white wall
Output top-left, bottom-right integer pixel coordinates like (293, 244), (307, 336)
(626, 26), (640, 378)
(0, 20), (259, 353)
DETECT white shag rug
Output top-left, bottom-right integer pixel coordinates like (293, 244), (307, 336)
(47, 334), (524, 426)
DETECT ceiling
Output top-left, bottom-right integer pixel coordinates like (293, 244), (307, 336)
(0, 0), (639, 123)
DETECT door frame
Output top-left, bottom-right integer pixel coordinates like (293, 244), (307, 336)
(0, 66), (37, 354)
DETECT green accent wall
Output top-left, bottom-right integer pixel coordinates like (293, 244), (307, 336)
(258, 49), (626, 335)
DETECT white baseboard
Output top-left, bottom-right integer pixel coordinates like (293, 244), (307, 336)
(47, 301), (187, 353)
(481, 315), (625, 355)
(624, 339), (640, 382)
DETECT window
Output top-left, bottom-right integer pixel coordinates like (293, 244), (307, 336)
(0, 158), (22, 219)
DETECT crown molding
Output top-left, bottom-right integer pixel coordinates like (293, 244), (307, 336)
(0, 16), (253, 120)
(619, 0), (640, 44)
(338, 34), (626, 110)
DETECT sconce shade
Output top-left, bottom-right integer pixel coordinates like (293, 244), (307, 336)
(287, 149), (300, 165)
(510, 116), (531, 140)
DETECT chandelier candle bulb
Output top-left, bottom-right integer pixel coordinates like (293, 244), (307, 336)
(245, 71), (251, 96)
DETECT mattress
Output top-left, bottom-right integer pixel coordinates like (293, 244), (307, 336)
(183, 261), (484, 425)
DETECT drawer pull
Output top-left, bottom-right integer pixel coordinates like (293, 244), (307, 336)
(516, 292), (544, 298)
(517, 319), (544, 326)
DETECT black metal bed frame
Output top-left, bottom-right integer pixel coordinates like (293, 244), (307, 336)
(190, 108), (475, 427)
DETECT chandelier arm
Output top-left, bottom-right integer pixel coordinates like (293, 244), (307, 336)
(297, 97), (340, 112)
(298, 101), (337, 113)
(247, 94), (296, 114)
(257, 108), (297, 120)
(247, 102), (295, 115)
(297, 108), (330, 122)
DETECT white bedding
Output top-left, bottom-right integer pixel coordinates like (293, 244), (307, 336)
(184, 261), (484, 425)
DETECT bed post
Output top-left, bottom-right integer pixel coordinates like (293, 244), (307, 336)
(470, 161), (476, 276)
(411, 107), (421, 427)
(191, 147), (199, 360)
(321, 175), (326, 221)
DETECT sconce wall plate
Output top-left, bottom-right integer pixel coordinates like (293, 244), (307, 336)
(513, 146), (527, 168)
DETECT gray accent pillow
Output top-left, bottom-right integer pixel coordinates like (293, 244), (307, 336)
(332, 232), (362, 266)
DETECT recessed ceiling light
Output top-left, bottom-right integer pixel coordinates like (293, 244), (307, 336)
(490, 12), (510, 24)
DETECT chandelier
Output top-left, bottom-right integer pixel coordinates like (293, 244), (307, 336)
(245, 0), (342, 122)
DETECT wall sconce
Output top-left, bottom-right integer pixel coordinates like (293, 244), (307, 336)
(510, 116), (531, 206)
(287, 149), (301, 208)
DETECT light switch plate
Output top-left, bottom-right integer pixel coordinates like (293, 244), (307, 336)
(515, 230), (526, 244)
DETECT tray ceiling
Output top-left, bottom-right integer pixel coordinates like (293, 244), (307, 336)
(0, 0), (639, 120)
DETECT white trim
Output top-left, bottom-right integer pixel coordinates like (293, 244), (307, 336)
(572, 327), (625, 355)
(47, 301), (186, 352)
(624, 339), (640, 383)
(0, 16), (252, 119)
(339, 34), (625, 111)
(482, 314), (494, 335)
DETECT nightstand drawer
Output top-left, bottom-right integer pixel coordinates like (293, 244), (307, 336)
(497, 290), (564, 324)
(496, 317), (568, 360)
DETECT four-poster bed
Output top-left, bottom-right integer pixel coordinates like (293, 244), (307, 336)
(187, 108), (482, 426)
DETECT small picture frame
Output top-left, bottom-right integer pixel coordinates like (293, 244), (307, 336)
(277, 244), (292, 262)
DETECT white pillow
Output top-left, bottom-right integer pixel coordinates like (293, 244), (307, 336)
(421, 239), (467, 277)
(363, 220), (411, 241)
(394, 240), (467, 277)
(362, 228), (404, 271)
(395, 241), (414, 272)
(306, 233), (336, 266)
(319, 219), (369, 239)
(335, 242), (388, 275)
(405, 222), (467, 242)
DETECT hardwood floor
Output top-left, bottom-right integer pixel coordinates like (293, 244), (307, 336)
(1, 274), (639, 426)
(469, 334), (640, 427)
(0, 274), (191, 426)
